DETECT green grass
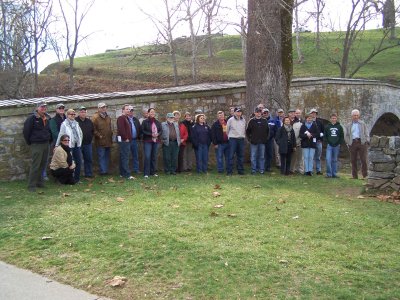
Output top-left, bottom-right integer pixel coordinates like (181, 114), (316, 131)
(1, 171), (399, 299)
(43, 29), (400, 88)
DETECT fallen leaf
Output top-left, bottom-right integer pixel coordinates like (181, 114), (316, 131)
(275, 206), (281, 211)
(108, 178), (115, 183)
(227, 214), (237, 218)
(279, 259), (289, 264)
(214, 184), (221, 190)
(210, 211), (219, 217)
(214, 204), (224, 208)
(88, 183), (93, 188)
(41, 236), (52, 240)
(357, 195), (365, 199)
(116, 197), (125, 202)
(84, 189), (91, 192)
(172, 204), (180, 208)
(253, 185), (261, 188)
(106, 276), (127, 287)
(213, 192), (221, 197)
(224, 262), (228, 266)
(62, 193), (71, 197)
(292, 215), (299, 219)
(5, 196), (12, 199)
(278, 199), (286, 204)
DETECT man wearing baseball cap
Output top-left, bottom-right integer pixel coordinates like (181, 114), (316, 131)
(226, 107), (246, 175)
(23, 101), (52, 192)
(92, 102), (113, 175)
(310, 108), (325, 175)
(76, 106), (94, 178)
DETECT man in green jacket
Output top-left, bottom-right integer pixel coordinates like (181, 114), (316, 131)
(324, 113), (344, 178)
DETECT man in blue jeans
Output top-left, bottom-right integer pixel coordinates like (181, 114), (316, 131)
(310, 108), (325, 175)
(117, 104), (134, 180)
(211, 111), (229, 173)
(127, 106), (141, 174)
(226, 107), (246, 175)
(246, 107), (269, 174)
(324, 113), (344, 178)
(76, 106), (94, 178)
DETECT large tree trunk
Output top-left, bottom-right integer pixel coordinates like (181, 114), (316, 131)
(246, 0), (294, 114)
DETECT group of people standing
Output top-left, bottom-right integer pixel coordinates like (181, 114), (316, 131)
(23, 100), (369, 191)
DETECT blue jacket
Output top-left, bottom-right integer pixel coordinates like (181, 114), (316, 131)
(191, 123), (212, 149)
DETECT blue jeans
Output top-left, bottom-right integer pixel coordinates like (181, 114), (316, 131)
(97, 146), (110, 174)
(227, 138), (244, 174)
(130, 139), (139, 173)
(143, 142), (158, 176)
(303, 148), (315, 173)
(81, 143), (93, 177)
(264, 139), (274, 171)
(314, 141), (323, 172)
(71, 146), (82, 181)
(195, 143), (209, 173)
(326, 144), (340, 177)
(250, 143), (265, 173)
(119, 141), (131, 178)
(215, 143), (229, 173)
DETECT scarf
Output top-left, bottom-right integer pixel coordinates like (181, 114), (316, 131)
(61, 143), (73, 166)
(284, 124), (292, 141)
(149, 117), (158, 143)
(100, 112), (108, 118)
(67, 119), (80, 147)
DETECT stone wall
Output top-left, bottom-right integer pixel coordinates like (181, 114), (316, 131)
(0, 78), (399, 181)
(367, 136), (400, 191)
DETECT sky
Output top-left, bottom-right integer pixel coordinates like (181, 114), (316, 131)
(38, 0), (384, 72)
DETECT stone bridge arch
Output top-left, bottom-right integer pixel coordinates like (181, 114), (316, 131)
(369, 110), (400, 137)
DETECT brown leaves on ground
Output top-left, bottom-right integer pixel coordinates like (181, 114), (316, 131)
(376, 191), (400, 204)
(62, 193), (71, 198)
(116, 197), (125, 202)
(106, 276), (127, 287)
(213, 204), (224, 208)
(214, 184), (221, 190)
(213, 191), (221, 197)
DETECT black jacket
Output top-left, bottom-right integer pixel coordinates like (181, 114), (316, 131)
(141, 118), (162, 142)
(246, 117), (269, 144)
(181, 119), (193, 143)
(76, 117), (94, 145)
(23, 112), (52, 145)
(314, 118), (325, 141)
(128, 116), (141, 140)
(299, 122), (320, 148)
(276, 126), (296, 154)
(211, 119), (228, 145)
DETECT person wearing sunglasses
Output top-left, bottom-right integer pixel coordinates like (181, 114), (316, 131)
(50, 134), (76, 185)
(56, 109), (83, 183)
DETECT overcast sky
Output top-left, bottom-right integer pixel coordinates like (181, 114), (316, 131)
(38, 0), (384, 71)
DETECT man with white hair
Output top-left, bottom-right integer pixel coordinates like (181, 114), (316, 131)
(345, 109), (369, 179)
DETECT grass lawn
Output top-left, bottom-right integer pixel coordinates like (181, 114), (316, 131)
(0, 170), (399, 299)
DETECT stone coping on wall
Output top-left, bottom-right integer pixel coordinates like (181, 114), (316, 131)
(1, 77), (399, 112)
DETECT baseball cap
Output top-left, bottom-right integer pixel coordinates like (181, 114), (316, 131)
(254, 107), (262, 113)
(166, 112), (175, 118)
(234, 107), (242, 112)
(288, 108), (296, 113)
(310, 108), (318, 113)
(78, 106), (87, 111)
(262, 108), (269, 113)
(128, 105), (134, 111)
(277, 108), (284, 113)
(98, 102), (107, 108)
(56, 103), (65, 109)
(37, 101), (47, 107)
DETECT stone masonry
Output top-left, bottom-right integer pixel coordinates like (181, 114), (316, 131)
(367, 136), (400, 191)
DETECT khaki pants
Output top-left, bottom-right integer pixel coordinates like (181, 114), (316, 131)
(349, 139), (368, 179)
(290, 146), (304, 173)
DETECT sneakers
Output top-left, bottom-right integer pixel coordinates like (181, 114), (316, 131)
(127, 176), (135, 180)
(144, 175), (149, 179)
(317, 171), (323, 175)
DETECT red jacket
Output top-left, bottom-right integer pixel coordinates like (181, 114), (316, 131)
(179, 123), (188, 146)
(117, 115), (132, 141)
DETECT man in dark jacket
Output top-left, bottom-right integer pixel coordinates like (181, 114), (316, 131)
(310, 108), (325, 175)
(127, 105), (141, 174)
(324, 113), (344, 178)
(76, 106), (94, 178)
(23, 102), (52, 192)
(246, 107), (269, 174)
(211, 111), (229, 173)
(117, 104), (134, 179)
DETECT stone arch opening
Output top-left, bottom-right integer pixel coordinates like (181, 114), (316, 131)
(370, 113), (400, 136)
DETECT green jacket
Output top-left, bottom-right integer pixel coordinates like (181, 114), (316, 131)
(324, 122), (344, 147)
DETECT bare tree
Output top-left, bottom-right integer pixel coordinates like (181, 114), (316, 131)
(382, 0), (397, 39)
(246, 0), (294, 112)
(226, 1), (247, 63)
(182, 0), (205, 84)
(57, 0), (95, 92)
(140, 0), (183, 86)
(312, 0), (325, 49)
(0, 0), (53, 98)
(199, 0), (226, 58)
(329, 0), (399, 78)
(293, 0), (309, 63)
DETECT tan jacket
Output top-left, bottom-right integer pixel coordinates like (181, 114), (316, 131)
(345, 120), (369, 146)
(92, 112), (113, 147)
(50, 146), (69, 170)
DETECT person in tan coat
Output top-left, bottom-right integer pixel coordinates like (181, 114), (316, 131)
(50, 134), (76, 184)
(92, 102), (113, 175)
